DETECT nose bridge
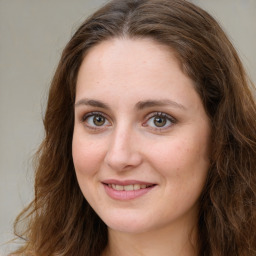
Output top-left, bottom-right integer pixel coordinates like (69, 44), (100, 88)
(113, 124), (131, 151)
(104, 122), (142, 171)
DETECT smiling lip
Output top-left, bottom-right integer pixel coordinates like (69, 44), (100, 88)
(102, 179), (156, 200)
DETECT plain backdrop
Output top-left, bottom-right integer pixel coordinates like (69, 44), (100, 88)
(0, 0), (255, 255)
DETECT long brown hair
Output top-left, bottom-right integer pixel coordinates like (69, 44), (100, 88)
(12, 0), (256, 255)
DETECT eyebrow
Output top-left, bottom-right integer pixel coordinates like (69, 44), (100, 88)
(75, 98), (186, 110)
(75, 99), (110, 109)
(135, 99), (186, 110)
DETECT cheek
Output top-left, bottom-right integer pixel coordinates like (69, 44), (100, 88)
(147, 135), (210, 184)
(72, 135), (105, 177)
(148, 137), (210, 213)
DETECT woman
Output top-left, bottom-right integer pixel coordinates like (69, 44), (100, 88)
(12, 0), (256, 255)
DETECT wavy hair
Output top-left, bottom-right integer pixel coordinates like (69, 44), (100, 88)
(12, 0), (256, 255)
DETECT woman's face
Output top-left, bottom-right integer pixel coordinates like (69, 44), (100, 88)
(72, 38), (211, 234)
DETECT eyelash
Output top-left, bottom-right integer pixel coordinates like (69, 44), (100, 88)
(81, 111), (176, 131)
(143, 112), (176, 131)
(81, 111), (111, 131)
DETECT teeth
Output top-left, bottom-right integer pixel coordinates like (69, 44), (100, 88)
(133, 184), (140, 190)
(109, 184), (152, 191)
(115, 185), (123, 191)
(124, 185), (133, 191)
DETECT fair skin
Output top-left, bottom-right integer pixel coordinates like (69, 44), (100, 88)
(72, 38), (211, 256)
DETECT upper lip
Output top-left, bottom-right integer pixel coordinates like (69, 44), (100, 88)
(102, 179), (156, 186)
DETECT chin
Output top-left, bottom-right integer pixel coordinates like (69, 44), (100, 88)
(100, 211), (155, 234)
(107, 222), (150, 234)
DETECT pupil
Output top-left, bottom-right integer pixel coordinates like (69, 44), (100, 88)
(154, 116), (166, 127)
(93, 115), (105, 126)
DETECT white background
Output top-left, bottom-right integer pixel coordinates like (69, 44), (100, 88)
(0, 0), (255, 255)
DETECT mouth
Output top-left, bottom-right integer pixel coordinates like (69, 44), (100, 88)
(104, 183), (155, 191)
(102, 180), (157, 200)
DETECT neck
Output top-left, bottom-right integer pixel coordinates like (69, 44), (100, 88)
(102, 220), (198, 256)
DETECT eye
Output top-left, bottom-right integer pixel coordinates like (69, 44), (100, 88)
(91, 115), (106, 126)
(144, 112), (175, 130)
(151, 116), (168, 127)
(82, 112), (111, 129)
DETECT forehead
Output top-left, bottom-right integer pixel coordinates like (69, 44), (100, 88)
(76, 38), (189, 92)
(75, 38), (205, 117)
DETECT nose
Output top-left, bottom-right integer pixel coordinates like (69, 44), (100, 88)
(104, 126), (143, 171)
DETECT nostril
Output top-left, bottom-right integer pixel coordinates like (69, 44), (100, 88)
(104, 130), (143, 171)
(104, 149), (142, 171)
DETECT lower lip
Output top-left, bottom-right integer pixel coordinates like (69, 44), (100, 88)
(103, 184), (156, 200)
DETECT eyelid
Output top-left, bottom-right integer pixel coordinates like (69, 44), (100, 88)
(81, 111), (109, 122)
(146, 112), (176, 122)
